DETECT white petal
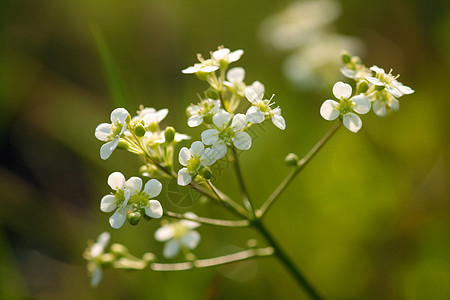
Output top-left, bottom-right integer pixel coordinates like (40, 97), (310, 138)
(213, 48), (230, 60)
(201, 129), (219, 145)
(177, 168), (191, 186)
(108, 172), (125, 190)
(212, 110), (231, 128)
(100, 139), (119, 160)
(90, 232), (110, 257)
(248, 81), (265, 97)
(211, 140), (227, 159)
(181, 231), (201, 249)
(245, 88), (259, 104)
(227, 67), (245, 82)
(190, 141), (205, 157)
(351, 95), (371, 114)
(91, 267), (103, 288)
(95, 123), (112, 141)
(246, 106), (265, 123)
(233, 131), (252, 150)
(365, 76), (383, 86)
(272, 113), (286, 130)
(110, 108), (129, 123)
(163, 239), (180, 258)
(396, 83), (414, 95)
(231, 114), (248, 131)
(178, 147), (191, 166)
(100, 195), (117, 212)
(155, 109), (169, 122)
(174, 133), (191, 142)
(390, 98), (400, 111)
(200, 65), (219, 73)
(320, 100), (340, 120)
(332, 81), (352, 99)
(144, 200), (163, 218)
(144, 179), (162, 198)
(187, 115), (203, 127)
(373, 100), (386, 117)
(154, 225), (174, 241)
(181, 213), (201, 229)
(182, 65), (199, 74)
(343, 113), (362, 133)
(340, 67), (356, 79)
(386, 87), (402, 98)
(125, 177), (143, 196)
(109, 209), (127, 229)
(228, 49), (244, 63)
(370, 65), (384, 73)
(200, 148), (217, 166)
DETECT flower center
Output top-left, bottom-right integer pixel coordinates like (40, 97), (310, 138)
(337, 99), (354, 115)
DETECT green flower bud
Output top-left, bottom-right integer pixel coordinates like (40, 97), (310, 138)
(195, 71), (209, 81)
(351, 56), (362, 65)
(127, 211), (142, 225)
(142, 252), (156, 263)
(117, 139), (129, 150)
(164, 126), (176, 143)
(206, 87), (220, 99)
(100, 253), (116, 267)
(200, 167), (212, 180)
(134, 123), (146, 137)
(285, 153), (299, 166)
(356, 81), (369, 94)
(341, 51), (352, 64)
(110, 243), (130, 257)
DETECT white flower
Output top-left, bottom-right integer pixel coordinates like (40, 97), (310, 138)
(134, 107), (168, 128)
(224, 67), (247, 97)
(86, 232), (110, 288)
(371, 89), (400, 117)
(245, 85), (286, 130)
(95, 108), (130, 160)
(186, 99), (221, 127)
(182, 53), (219, 74)
(177, 141), (216, 186)
(340, 63), (372, 82)
(320, 81), (371, 133)
(365, 66), (414, 98)
(154, 213), (201, 258)
(212, 47), (244, 65)
(201, 110), (252, 159)
(100, 172), (163, 229)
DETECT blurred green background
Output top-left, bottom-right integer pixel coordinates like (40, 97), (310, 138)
(1, 0), (449, 299)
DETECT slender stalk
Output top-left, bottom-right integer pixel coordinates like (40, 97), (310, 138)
(207, 181), (250, 219)
(150, 247), (274, 271)
(256, 122), (341, 218)
(232, 148), (255, 218)
(253, 220), (323, 300)
(164, 211), (249, 227)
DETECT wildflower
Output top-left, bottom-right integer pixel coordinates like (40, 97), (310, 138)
(201, 110), (252, 159)
(320, 81), (371, 132)
(224, 67), (247, 97)
(85, 232), (111, 288)
(154, 213), (201, 258)
(95, 108), (130, 160)
(245, 85), (286, 130)
(212, 47), (244, 67)
(186, 99), (221, 127)
(365, 66), (414, 98)
(100, 172), (163, 229)
(371, 89), (400, 117)
(178, 141), (216, 186)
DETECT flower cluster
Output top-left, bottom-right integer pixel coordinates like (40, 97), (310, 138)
(100, 172), (163, 229)
(179, 46), (286, 185)
(320, 52), (414, 132)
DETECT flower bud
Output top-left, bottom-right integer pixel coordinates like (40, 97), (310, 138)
(206, 87), (220, 100)
(134, 123), (146, 137)
(341, 51), (352, 64)
(195, 71), (209, 81)
(142, 252), (156, 263)
(200, 167), (212, 180)
(356, 81), (369, 94)
(164, 126), (176, 143)
(100, 253), (116, 267)
(110, 243), (130, 257)
(285, 153), (299, 166)
(127, 211), (142, 225)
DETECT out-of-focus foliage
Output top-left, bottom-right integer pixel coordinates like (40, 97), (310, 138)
(1, 0), (449, 299)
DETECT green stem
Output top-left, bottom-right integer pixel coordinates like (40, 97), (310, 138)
(232, 148), (255, 218)
(164, 211), (249, 227)
(207, 181), (250, 219)
(256, 122), (341, 218)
